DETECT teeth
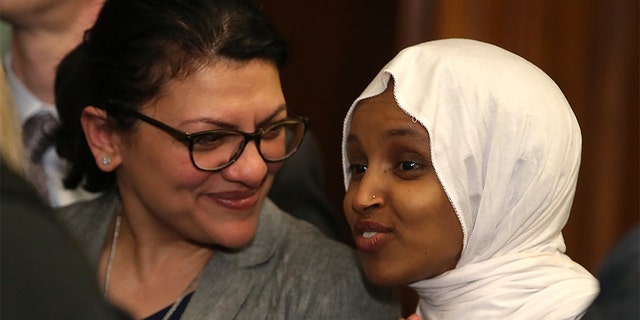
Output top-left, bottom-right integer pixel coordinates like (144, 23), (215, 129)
(362, 231), (378, 239)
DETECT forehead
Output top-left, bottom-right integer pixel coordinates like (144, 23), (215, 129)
(349, 89), (429, 146)
(154, 60), (282, 105)
(163, 59), (280, 92)
(351, 86), (408, 128)
(142, 59), (285, 128)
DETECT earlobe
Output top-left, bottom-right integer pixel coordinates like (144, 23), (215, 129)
(81, 106), (122, 172)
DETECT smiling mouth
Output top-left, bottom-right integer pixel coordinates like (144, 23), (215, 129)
(209, 190), (259, 210)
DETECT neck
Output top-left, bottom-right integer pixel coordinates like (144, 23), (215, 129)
(8, 0), (103, 104)
(100, 214), (213, 319)
(106, 214), (214, 281)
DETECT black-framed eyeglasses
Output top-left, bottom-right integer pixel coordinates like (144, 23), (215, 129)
(105, 107), (308, 171)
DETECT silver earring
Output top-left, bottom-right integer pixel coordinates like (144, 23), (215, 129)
(101, 156), (111, 166)
(411, 116), (418, 123)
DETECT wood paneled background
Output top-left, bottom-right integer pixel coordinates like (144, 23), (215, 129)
(258, 0), (639, 278)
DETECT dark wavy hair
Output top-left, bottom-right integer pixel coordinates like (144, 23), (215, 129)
(55, 0), (288, 192)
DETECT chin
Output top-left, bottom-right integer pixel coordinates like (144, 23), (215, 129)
(360, 256), (406, 287)
(363, 269), (405, 287)
(220, 234), (256, 249)
(216, 221), (260, 249)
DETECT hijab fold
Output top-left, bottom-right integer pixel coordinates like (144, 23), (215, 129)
(341, 39), (598, 319)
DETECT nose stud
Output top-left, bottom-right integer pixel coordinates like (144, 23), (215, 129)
(372, 195), (376, 199)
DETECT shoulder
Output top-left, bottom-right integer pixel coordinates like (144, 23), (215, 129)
(273, 207), (402, 318)
(186, 199), (402, 319)
(56, 190), (116, 230)
(281, 212), (353, 264)
(54, 190), (118, 263)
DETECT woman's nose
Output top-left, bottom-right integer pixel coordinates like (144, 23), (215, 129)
(220, 141), (268, 187)
(348, 171), (385, 214)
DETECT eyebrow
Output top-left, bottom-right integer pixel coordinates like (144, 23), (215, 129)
(385, 127), (429, 143)
(346, 125), (429, 146)
(179, 104), (288, 130)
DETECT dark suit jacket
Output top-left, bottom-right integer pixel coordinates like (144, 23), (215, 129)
(0, 161), (130, 319)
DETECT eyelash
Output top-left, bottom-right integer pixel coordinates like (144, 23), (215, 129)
(348, 164), (367, 175)
(398, 161), (421, 171)
(347, 161), (423, 180)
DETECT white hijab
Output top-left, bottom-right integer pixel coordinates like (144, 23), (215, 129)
(341, 39), (598, 319)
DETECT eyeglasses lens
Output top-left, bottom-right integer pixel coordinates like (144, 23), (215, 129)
(191, 120), (305, 171)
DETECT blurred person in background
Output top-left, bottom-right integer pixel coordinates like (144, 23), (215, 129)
(0, 0), (104, 206)
(2, 60), (130, 320)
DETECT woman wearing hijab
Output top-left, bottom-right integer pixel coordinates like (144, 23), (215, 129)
(342, 38), (599, 319)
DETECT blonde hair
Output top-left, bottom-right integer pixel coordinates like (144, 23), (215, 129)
(0, 64), (26, 175)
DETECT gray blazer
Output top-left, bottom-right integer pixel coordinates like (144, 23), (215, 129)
(56, 191), (401, 319)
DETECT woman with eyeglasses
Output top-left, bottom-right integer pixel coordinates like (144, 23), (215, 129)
(52, 0), (400, 319)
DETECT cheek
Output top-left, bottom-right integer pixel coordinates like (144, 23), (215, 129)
(156, 152), (204, 185)
(169, 166), (211, 187)
(407, 193), (459, 240)
(123, 138), (207, 187)
(342, 189), (358, 225)
(396, 188), (462, 275)
(400, 181), (458, 229)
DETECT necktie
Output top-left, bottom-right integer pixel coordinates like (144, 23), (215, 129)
(22, 111), (58, 203)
